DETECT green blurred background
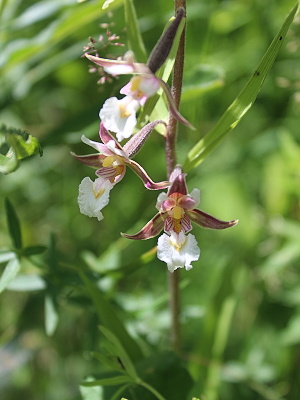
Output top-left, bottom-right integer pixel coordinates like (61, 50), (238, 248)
(1, 0), (300, 399)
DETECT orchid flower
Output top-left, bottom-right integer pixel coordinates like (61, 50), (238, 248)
(122, 167), (238, 272)
(86, 7), (194, 140)
(72, 122), (170, 220)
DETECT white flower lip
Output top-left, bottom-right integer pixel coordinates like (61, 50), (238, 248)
(78, 176), (114, 221)
(99, 96), (140, 141)
(157, 231), (200, 273)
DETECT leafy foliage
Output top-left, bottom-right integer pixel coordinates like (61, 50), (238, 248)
(1, 1), (300, 400)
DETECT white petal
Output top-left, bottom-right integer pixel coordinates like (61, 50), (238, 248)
(189, 188), (201, 206)
(78, 177), (113, 221)
(99, 96), (139, 141)
(138, 76), (160, 97)
(157, 231), (200, 273)
(155, 192), (169, 210)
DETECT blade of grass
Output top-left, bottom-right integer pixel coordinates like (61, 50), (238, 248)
(124, 0), (147, 62)
(183, 4), (298, 171)
(79, 271), (143, 363)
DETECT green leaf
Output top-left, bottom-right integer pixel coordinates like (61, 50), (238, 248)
(81, 375), (134, 387)
(0, 125), (42, 174)
(124, 0), (147, 62)
(7, 274), (46, 291)
(0, 256), (20, 293)
(45, 293), (59, 336)
(80, 378), (103, 400)
(5, 198), (22, 250)
(102, 0), (117, 9)
(0, 251), (16, 264)
(91, 351), (126, 373)
(183, 4), (299, 171)
(23, 245), (48, 257)
(181, 64), (224, 103)
(99, 326), (138, 379)
(79, 271), (143, 363)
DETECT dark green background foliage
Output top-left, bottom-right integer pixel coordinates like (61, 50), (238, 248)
(1, 0), (300, 399)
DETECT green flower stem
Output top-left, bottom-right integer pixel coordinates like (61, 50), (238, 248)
(165, 0), (186, 177)
(166, 0), (186, 355)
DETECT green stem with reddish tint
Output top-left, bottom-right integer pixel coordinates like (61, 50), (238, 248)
(166, 0), (186, 355)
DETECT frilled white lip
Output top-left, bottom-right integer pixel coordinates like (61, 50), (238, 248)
(78, 176), (114, 221)
(157, 231), (200, 273)
(99, 96), (140, 141)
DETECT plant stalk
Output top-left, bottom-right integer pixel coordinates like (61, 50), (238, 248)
(166, 0), (186, 355)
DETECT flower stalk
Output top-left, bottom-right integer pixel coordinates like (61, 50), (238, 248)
(166, 0), (187, 355)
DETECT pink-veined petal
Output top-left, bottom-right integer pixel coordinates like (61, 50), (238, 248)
(180, 214), (192, 232)
(157, 77), (195, 130)
(81, 135), (106, 153)
(164, 215), (175, 232)
(121, 213), (165, 240)
(128, 159), (170, 190)
(178, 189), (200, 210)
(168, 173), (188, 196)
(186, 209), (239, 229)
(71, 152), (105, 168)
(86, 54), (136, 74)
(99, 122), (121, 147)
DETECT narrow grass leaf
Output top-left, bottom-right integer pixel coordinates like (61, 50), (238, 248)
(124, 0), (147, 62)
(5, 198), (22, 250)
(91, 351), (126, 373)
(81, 375), (134, 387)
(79, 271), (143, 363)
(184, 4), (299, 171)
(99, 325), (138, 379)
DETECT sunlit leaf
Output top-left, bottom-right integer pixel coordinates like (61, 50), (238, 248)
(102, 0), (117, 9)
(80, 377), (103, 400)
(45, 293), (59, 336)
(7, 274), (46, 291)
(0, 251), (16, 264)
(0, 125), (42, 174)
(0, 256), (20, 293)
(183, 4), (299, 171)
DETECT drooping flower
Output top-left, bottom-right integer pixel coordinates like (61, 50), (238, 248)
(78, 176), (113, 221)
(86, 7), (194, 140)
(72, 121), (170, 220)
(122, 167), (238, 272)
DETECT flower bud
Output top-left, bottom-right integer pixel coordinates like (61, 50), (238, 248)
(147, 7), (185, 74)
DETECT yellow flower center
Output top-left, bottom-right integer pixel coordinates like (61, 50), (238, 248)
(119, 104), (131, 119)
(169, 205), (185, 234)
(170, 233), (186, 252)
(93, 187), (105, 199)
(130, 76), (144, 99)
(102, 155), (115, 167)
